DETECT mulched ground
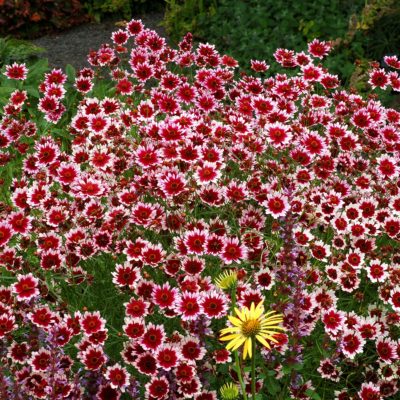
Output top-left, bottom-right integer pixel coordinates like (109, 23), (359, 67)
(32, 12), (166, 71)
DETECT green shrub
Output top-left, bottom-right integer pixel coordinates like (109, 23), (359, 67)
(84, 0), (132, 22)
(163, 0), (217, 42)
(0, 37), (45, 67)
(83, 0), (165, 22)
(164, 0), (400, 88)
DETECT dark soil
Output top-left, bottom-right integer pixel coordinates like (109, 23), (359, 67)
(32, 12), (166, 71)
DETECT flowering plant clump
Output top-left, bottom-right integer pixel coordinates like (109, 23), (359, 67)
(0, 19), (400, 400)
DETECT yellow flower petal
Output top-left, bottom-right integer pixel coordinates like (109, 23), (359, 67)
(253, 303), (265, 319)
(220, 333), (241, 341)
(220, 327), (241, 335)
(243, 337), (250, 359)
(234, 307), (245, 321)
(258, 333), (280, 343)
(256, 334), (271, 349)
(229, 336), (247, 351)
(228, 316), (243, 326)
(246, 338), (253, 359)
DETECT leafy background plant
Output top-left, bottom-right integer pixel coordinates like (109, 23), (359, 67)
(163, 0), (400, 89)
(83, 0), (164, 22)
(0, 37), (45, 67)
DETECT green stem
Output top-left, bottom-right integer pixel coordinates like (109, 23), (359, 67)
(235, 350), (248, 400)
(251, 340), (256, 400)
(231, 286), (247, 400)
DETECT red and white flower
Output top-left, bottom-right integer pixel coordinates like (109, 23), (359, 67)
(105, 363), (130, 391)
(346, 250), (364, 269)
(112, 263), (140, 288)
(356, 317), (379, 340)
(311, 240), (331, 262)
(265, 122), (292, 147)
(308, 39), (332, 58)
(153, 283), (178, 309)
(376, 337), (398, 362)
(12, 273), (40, 301)
(221, 237), (248, 265)
(81, 311), (106, 335)
(250, 59), (269, 72)
(0, 222), (13, 247)
(29, 306), (56, 329)
(377, 155), (398, 178)
(341, 330), (365, 359)
(124, 298), (149, 318)
(141, 323), (165, 351)
(384, 218), (400, 238)
(57, 162), (80, 185)
(0, 312), (16, 338)
(135, 144), (161, 168)
(30, 349), (52, 372)
(47, 206), (67, 228)
(35, 139), (60, 166)
(213, 348), (231, 364)
(175, 363), (196, 382)
(200, 290), (228, 318)
(263, 192), (289, 217)
(145, 376), (170, 400)
(368, 68), (389, 89)
(134, 352), (157, 376)
(4, 62), (28, 80)
(317, 359), (341, 382)
(182, 257), (205, 276)
(180, 337), (206, 361)
(322, 308), (345, 335)
(158, 170), (187, 198)
(8, 212), (31, 235)
(358, 383), (381, 400)
(72, 176), (106, 198)
(174, 292), (201, 321)
(156, 345), (179, 370)
(367, 261), (388, 283)
(79, 345), (106, 371)
(194, 162), (221, 185)
(123, 317), (145, 339)
(389, 289), (400, 311)
(7, 341), (28, 363)
(255, 269), (275, 290)
(384, 55), (400, 69)
(184, 229), (207, 255)
(141, 243), (166, 266)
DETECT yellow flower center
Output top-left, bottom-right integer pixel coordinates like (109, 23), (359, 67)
(241, 319), (261, 337)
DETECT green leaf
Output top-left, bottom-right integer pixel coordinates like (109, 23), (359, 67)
(293, 363), (304, 371)
(0, 87), (15, 97)
(306, 389), (322, 400)
(265, 376), (280, 395)
(27, 58), (48, 81)
(66, 64), (76, 82)
(26, 87), (40, 98)
(52, 129), (71, 140)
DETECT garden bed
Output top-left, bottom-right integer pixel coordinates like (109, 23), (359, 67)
(0, 15), (400, 400)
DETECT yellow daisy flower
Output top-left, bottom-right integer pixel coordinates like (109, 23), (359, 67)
(215, 270), (238, 290)
(220, 382), (239, 400)
(220, 301), (285, 359)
